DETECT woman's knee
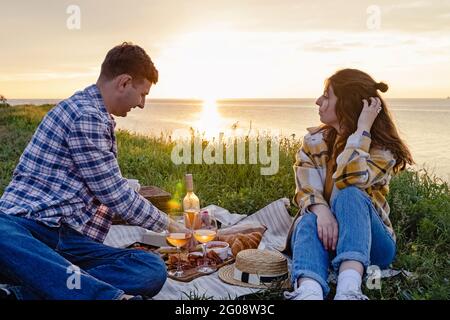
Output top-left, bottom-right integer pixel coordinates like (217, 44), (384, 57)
(292, 213), (318, 246)
(296, 212), (317, 232)
(332, 186), (371, 217)
(333, 186), (366, 205)
(370, 240), (396, 269)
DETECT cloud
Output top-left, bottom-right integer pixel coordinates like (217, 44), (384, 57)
(300, 39), (367, 53)
(380, 0), (450, 32)
(384, 0), (432, 10)
(0, 70), (98, 82)
(438, 12), (450, 18)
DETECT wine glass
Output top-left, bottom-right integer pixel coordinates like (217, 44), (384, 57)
(184, 208), (200, 230)
(193, 209), (218, 273)
(165, 212), (192, 278)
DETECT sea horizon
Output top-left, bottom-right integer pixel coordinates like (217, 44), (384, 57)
(6, 98), (450, 182)
(7, 97), (450, 106)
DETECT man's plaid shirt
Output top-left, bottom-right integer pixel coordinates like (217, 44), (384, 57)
(0, 85), (169, 242)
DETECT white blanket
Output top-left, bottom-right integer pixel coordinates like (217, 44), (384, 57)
(104, 198), (293, 300)
(104, 198), (410, 300)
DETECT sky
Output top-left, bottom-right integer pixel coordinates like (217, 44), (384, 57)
(1, 0), (450, 99)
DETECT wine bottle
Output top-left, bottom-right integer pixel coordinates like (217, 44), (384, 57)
(183, 174), (200, 228)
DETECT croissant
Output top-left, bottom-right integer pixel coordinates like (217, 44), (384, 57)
(231, 232), (263, 257)
(216, 234), (236, 246)
(217, 223), (267, 237)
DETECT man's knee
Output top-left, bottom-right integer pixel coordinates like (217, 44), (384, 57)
(130, 251), (167, 297)
(0, 215), (23, 245)
(147, 254), (167, 288)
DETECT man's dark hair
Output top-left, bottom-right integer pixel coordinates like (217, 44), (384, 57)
(100, 42), (158, 84)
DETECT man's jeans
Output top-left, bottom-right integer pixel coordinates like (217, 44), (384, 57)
(0, 214), (167, 300)
(291, 186), (396, 296)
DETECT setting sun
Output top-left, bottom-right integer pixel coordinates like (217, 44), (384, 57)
(1, 1), (450, 99)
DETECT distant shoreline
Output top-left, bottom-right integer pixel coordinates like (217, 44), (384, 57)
(6, 97), (450, 106)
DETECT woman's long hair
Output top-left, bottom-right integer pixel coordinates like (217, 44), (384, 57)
(321, 68), (414, 173)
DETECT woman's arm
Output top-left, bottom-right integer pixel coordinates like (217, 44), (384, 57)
(333, 98), (396, 190)
(294, 137), (339, 250)
(293, 136), (329, 214)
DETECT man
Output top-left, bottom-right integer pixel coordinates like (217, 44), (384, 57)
(0, 42), (183, 300)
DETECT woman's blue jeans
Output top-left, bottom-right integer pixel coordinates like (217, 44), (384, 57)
(0, 214), (167, 300)
(290, 186), (396, 296)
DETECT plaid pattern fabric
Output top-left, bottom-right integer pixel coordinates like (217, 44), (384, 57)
(80, 204), (114, 241)
(292, 126), (396, 239)
(0, 84), (169, 242)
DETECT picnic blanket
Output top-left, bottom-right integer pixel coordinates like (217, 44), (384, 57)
(104, 198), (292, 299)
(104, 198), (411, 300)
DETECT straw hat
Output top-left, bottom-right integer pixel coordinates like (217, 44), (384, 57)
(218, 249), (289, 289)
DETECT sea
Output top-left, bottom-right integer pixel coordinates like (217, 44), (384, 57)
(8, 98), (450, 182)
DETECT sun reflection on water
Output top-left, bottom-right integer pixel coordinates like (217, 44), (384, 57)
(194, 98), (224, 139)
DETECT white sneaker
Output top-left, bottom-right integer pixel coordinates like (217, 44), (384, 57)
(283, 286), (323, 300)
(334, 289), (369, 300)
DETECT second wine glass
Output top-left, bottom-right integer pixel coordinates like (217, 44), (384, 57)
(193, 209), (218, 273)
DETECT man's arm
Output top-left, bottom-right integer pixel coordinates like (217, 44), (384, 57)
(66, 113), (169, 231)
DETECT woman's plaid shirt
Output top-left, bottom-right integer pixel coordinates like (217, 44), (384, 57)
(291, 126), (397, 242)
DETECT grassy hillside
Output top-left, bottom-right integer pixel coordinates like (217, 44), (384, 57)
(0, 104), (449, 299)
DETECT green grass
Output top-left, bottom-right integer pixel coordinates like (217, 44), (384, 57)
(1, 104), (449, 300)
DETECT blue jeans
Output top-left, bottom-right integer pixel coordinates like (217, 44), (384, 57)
(290, 186), (396, 296)
(0, 214), (167, 300)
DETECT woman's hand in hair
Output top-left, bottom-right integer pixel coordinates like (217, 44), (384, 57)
(357, 97), (382, 132)
(309, 204), (338, 251)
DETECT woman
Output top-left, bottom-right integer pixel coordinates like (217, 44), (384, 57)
(284, 69), (413, 300)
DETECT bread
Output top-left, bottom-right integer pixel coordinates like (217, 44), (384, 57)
(217, 223), (267, 237)
(232, 232), (263, 256)
(217, 231), (262, 256)
(216, 234), (235, 245)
